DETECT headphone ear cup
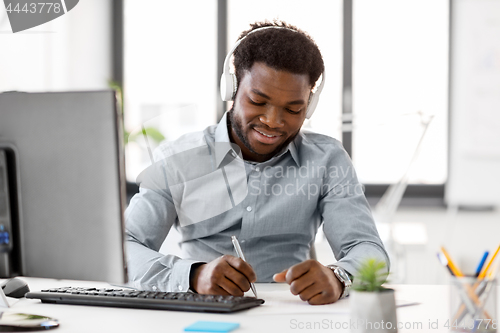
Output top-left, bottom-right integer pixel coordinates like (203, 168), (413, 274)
(220, 73), (237, 101)
(305, 92), (319, 119)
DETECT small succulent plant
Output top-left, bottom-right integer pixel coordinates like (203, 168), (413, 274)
(352, 258), (389, 292)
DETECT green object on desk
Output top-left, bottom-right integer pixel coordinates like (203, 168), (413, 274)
(184, 321), (239, 332)
(352, 258), (389, 292)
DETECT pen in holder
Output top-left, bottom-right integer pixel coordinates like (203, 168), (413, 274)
(450, 276), (497, 333)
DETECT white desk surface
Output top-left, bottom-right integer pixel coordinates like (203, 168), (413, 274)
(2, 277), (496, 333)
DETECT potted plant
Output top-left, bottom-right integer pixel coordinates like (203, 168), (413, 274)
(350, 258), (397, 333)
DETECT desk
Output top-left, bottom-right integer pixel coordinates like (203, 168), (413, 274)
(3, 278), (497, 332)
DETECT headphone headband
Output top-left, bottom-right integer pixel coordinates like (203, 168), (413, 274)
(220, 26), (325, 119)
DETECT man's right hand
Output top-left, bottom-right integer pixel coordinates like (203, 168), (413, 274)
(190, 255), (257, 296)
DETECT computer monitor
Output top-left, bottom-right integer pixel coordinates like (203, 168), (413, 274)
(0, 91), (127, 284)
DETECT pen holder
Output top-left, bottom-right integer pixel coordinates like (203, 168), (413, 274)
(449, 276), (497, 333)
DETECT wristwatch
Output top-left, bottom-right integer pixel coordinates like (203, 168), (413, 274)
(327, 265), (352, 299)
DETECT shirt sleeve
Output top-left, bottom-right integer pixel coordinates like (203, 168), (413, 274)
(318, 146), (390, 277)
(125, 160), (203, 292)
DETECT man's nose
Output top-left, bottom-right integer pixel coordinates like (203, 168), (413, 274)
(259, 107), (284, 129)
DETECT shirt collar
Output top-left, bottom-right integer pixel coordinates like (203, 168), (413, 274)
(287, 139), (300, 166)
(214, 112), (236, 168)
(213, 111), (301, 168)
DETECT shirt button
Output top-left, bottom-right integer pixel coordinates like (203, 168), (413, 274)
(246, 206), (252, 212)
(255, 167), (260, 172)
(178, 285), (183, 291)
(152, 286), (157, 291)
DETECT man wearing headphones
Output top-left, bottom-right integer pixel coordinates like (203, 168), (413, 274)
(125, 21), (389, 305)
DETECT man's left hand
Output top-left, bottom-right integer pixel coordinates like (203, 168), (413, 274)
(273, 259), (343, 305)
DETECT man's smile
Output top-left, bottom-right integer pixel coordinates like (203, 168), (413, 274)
(254, 128), (279, 138)
(251, 127), (283, 144)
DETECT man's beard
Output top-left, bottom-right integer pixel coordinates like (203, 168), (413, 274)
(228, 107), (299, 161)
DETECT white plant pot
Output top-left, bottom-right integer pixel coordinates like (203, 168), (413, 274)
(350, 289), (398, 333)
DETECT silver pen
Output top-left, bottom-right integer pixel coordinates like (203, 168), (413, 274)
(231, 235), (258, 298)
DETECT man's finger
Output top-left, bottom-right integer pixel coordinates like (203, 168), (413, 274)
(223, 268), (251, 293)
(307, 291), (330, 305)
(290, 278), (315, 296)
(217, 276), (245, 296)
(273, 269), (288, 282)
(284, 261), (311, 284)
(295, 282), (322, 302)
(223, 255), (257, 283)
(212, 284), (231, 296)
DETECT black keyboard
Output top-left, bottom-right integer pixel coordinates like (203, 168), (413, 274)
(26, 287), (265, 313)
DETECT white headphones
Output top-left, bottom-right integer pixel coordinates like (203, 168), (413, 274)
(220, 26), (326, 119)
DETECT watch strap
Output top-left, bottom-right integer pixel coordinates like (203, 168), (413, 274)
(327, 265), (352, 299)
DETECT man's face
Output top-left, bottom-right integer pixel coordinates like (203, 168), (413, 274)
(229, 62), (311, 163)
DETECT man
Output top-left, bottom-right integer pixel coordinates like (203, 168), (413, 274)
(125, 21), (389, 305)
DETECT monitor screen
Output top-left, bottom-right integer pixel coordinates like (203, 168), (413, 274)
(0, 91), (127, 284)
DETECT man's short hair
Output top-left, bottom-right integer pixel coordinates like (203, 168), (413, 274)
(233, 20), (324, 92)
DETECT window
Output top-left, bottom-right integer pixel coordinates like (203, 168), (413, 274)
(124, 0), (218, 181)
(123, 1), (448, 188)
(352, 0), (449, 185)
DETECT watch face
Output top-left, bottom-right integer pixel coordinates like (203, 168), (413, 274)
(334, 267), (346, 281)
(330, 267), (351, 299)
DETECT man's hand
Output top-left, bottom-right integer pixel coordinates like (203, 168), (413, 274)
(273, 259), (343, 305)
(190, 255), (257, 296)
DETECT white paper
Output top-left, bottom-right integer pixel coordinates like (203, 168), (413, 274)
(246, 286), (419, 316)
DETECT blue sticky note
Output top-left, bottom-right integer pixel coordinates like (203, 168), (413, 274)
(184, 321), (240, 332)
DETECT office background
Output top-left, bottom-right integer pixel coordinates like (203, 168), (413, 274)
(0, 0), (499, 285)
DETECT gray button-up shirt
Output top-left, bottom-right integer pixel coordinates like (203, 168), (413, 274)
(125, 112), (389, 292)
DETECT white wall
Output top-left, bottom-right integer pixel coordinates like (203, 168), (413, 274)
(447, 0), (500, 207)
(0, 0), (111, 92)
